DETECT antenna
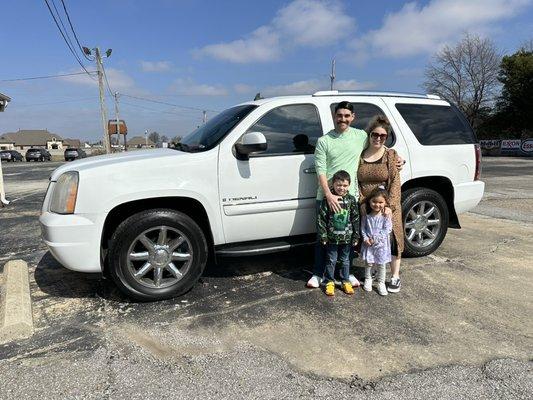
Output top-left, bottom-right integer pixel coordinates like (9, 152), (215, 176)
(330, 58), (336, 90)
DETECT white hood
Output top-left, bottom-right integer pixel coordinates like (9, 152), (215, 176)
(50, 149), (186, 181)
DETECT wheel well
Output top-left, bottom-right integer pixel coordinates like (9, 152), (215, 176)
(402, 176), (460, 229)
(101, 197), (214, 273)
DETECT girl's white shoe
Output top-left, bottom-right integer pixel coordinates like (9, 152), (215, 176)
(377, 282), (388, 296)
(363, 278), (373, 292)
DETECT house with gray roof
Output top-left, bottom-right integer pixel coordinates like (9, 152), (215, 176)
(127, 136), (155, 149)
(0, 129), (64, 151)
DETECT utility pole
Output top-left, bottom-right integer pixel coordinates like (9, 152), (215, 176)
(202, 110), (207, 124)
(330, 58), (336, 91)
(84, 46), (113, 154)
(94, 48), (111, 154)
(113, 92), (125, 151)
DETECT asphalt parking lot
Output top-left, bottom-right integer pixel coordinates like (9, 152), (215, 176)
(0, 158), (532, 399)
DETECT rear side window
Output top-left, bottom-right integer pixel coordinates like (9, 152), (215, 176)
(330, 102), (395, 147)
(395, 104), (476, 145)
(246, 104), (323, 156)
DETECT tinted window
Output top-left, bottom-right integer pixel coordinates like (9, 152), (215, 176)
(395, 104), (476, 145)
(246, 104), (323, 156)
(330, 102), (395, 147)
(181, 104), (257, 152)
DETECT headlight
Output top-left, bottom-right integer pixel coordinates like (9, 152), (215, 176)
(50, 171), (79, 214)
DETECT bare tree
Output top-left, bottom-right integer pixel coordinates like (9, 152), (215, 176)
(423, 33), (500, 127)
(148, 131), (160, 144)
(521, 39), (533, 52)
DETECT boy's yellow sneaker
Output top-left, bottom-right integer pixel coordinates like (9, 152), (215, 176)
(341, 281), (355, 295)
(325, 281), (335, 296)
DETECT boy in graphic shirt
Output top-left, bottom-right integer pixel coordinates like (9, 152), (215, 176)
(317, 170), (360, 296)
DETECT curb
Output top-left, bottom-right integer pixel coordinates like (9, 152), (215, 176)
(0, 259), (34, 343)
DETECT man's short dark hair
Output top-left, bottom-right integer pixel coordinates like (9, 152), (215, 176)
(332, 170), (351, 184)
(334, 101), (354, 113)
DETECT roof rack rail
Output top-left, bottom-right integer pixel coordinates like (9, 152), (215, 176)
(312, 90), (441, 100)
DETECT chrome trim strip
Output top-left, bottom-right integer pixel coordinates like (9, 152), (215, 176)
(216, 240), (315, 256)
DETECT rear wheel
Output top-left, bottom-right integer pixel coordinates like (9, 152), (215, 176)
(401, 188), (449, 257)
(108, 209), (208, 301)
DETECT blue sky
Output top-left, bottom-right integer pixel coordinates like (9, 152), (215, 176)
(1, 0), (532, 142)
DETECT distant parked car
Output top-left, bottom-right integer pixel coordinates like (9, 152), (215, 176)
(64, 148), (87, 161)
(25, 147), (51, 162)
(0, 150), (24, 162)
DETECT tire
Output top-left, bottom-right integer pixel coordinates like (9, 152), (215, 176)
(108, 209), (208, 301)
(401, 188), (449, 257)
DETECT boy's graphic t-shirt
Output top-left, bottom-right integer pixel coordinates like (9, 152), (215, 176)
(317, 193), (360, 245)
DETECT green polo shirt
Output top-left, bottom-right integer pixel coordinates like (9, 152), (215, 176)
(314, 127), (368, 200)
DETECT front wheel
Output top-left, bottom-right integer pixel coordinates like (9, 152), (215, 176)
(108, 209), (208, 301)
(401, 188), (449, 257)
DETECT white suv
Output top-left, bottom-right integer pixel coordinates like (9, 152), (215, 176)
(40, 91), (484, 301)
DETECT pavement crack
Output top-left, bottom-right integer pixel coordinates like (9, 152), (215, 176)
(490, 237), (516, 253)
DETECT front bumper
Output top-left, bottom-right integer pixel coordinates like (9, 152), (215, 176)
(39, 211), (103, 273)
(453, 180), (485, 214)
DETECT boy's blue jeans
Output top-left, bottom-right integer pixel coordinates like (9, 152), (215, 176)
(324, 244), (351, 284)
(313, 200), (355, 279)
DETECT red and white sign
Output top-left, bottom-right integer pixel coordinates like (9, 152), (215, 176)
(520, 139), (533, 153)
(501, 139), (521, 150)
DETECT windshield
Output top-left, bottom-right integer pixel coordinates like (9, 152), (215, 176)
(178, 104), (257, 152)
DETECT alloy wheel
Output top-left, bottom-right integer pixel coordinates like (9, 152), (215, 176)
(404, 200), (441, 249)
(126, 226), (193, 289)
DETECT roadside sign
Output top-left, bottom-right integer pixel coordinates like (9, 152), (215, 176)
(520, 139), (533, 154)
(501, 139), (521, 151)
(108, 119), (128, 135)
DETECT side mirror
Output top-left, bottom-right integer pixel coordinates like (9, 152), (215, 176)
(235, 132), (267, 160)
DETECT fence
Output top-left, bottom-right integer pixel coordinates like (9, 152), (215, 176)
(479, 139), (533, 156)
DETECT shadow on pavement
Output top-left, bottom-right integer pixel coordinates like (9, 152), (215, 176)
(34, 251), (121, 300)
(33, 248), (315, 303)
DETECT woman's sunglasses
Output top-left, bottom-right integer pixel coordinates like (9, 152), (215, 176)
(371, 132), (388, 140)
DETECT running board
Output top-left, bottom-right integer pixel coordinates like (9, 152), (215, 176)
(215, 234), (315, 257)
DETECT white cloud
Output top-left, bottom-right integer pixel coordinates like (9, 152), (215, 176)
(140, 60), (173, 72)
(273, 0), (354, 47)
(60, 68), (136, 91)
(261, 78), (374, 96)
(234, 83), (255, 94)
(354, 0), (531, 59)
(196, 26), (281, 63)
(171, 78), (228, 96)
(196, 0), (355, 63)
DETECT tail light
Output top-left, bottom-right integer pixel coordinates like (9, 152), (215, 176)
(474, 144), (481, 180)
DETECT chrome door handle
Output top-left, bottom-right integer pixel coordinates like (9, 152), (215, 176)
(303, 167), (316, 174)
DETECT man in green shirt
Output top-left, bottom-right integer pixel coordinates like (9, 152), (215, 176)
(307, 101), (403, 289)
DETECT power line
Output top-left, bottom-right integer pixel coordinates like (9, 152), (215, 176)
(43, 0), (94, 78)
(0, 71), (97, 82)
(120, 93), (220, 113)
(50, 0), (78, 60)
(16, 96), (99, 107)
(59, 0), (93, 61)
(120, 101), (194, 116)
(101, 63), (114, 97)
